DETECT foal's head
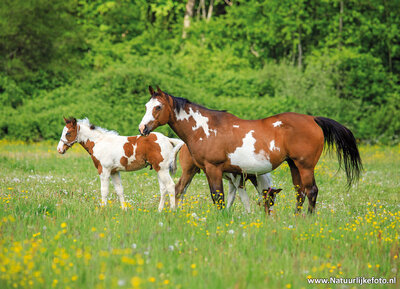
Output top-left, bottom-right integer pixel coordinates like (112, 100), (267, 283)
(139, 86), (172, 136)
(262, 188), (282, 213)
(57, 117), (79, 154)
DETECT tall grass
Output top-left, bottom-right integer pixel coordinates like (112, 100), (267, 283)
(0, 141), (399, 288)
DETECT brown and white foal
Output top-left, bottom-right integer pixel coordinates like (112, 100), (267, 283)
(57, 117), (183, 211)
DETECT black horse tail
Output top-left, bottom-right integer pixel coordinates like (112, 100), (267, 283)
(314, 116), (363, 187)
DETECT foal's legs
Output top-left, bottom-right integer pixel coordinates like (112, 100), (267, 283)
(226, 178), (238, 210)
(237, 185), (251, 214)
(111, 172), (127, 210)
(157, 169), (176, 212)
(225, 174), (251, 213)
(99, 170), (111, 206)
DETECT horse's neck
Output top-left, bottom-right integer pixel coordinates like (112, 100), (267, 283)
(169, 102), (218, 144)
(77, 125), (102, 154)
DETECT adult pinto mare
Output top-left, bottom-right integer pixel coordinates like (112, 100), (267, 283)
(57, 117), (183, 211)
(139, 87), (362, 213)
(176, 144), (282, 214)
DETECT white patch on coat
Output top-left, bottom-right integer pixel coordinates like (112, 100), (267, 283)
(175, 107), (212, 137)
(228, 130), (273, 174)
(190, 109), (210, 136)
(127, 144), (138, 164)
(269, 140), (280, 151)
(140, 98), (161, 127)
(153, 132), (172, 169)
(199, 137), (203, 141)
(233, 125), (239, 128)
(209, 128), (217, 136)
(272, 121), (282, 127)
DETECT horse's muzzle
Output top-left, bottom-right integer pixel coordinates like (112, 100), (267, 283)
(139, 124), (151, 136)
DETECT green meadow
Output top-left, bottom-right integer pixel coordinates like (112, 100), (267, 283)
(0, 141), (399, 289)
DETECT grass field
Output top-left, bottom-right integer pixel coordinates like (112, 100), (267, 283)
(0, 140), (399, 289)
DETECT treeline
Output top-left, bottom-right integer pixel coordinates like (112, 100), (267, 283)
(0, 0), (399, 143)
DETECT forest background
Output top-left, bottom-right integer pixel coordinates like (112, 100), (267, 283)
(1, 0), (399, 143)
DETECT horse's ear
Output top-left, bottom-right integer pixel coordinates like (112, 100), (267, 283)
(72, 118), (77, 126)
(149, 86), (155, 96)
(156, 86), (163, 95)
(63, 117), (68, 124)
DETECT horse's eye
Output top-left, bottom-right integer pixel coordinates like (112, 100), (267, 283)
(155, 106), (161, 111)
(66, 132), (71, 136)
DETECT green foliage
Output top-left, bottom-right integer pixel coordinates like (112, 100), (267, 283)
(1, 0), (399, 143)
(0, 0), (85, 90)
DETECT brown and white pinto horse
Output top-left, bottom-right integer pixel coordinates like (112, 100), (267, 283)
(176, 144), (282, 214)
(139, 86), (362, 213)
(57, 117), (183, 211)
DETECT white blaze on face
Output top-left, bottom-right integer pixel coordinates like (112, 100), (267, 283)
(269, 140), (280, 151)
(233, 125), (239, 128)
(175, 107), (213, 137)
(272, 121), (282, 127)
(140, 98), (161, 127)
(228, 130), (272, 174)
(57, 126), (68, 153)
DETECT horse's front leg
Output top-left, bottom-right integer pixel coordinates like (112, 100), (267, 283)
(99, 170), (111, 207)
(111, 172), (127, 210)
(204, 164), (224, 209)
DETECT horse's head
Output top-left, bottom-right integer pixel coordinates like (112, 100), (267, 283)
(262, 187), (282, 213)
(139, 86), (172, 136)
(57, 117), (79, 154)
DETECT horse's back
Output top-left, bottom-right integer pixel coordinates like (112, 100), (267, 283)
(266, 112), (324, 161)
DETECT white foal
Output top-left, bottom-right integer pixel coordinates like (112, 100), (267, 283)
(57, 117), (183, 211)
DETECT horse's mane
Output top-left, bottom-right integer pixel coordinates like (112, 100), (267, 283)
(78, 118), (119, 136)
(158, 92), (227, 113)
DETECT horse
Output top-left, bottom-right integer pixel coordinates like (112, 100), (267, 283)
(176, 143), (282, 214)
(139, 86), (362, 213)
(57, 117), (183, 211)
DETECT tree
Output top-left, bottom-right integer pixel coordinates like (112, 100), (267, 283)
(182, 0), (196, 38)
(0, 0), (84, 89)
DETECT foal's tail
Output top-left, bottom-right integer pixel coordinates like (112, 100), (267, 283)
(168, 138), (185, 175)
(314, 117), (363, 187)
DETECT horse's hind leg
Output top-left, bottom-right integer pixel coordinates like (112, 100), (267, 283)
(295, 163), (319, 214)
(305, 176), (318, 214)
(287, 159), (305, 213)
(111, 172), (127, 210)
